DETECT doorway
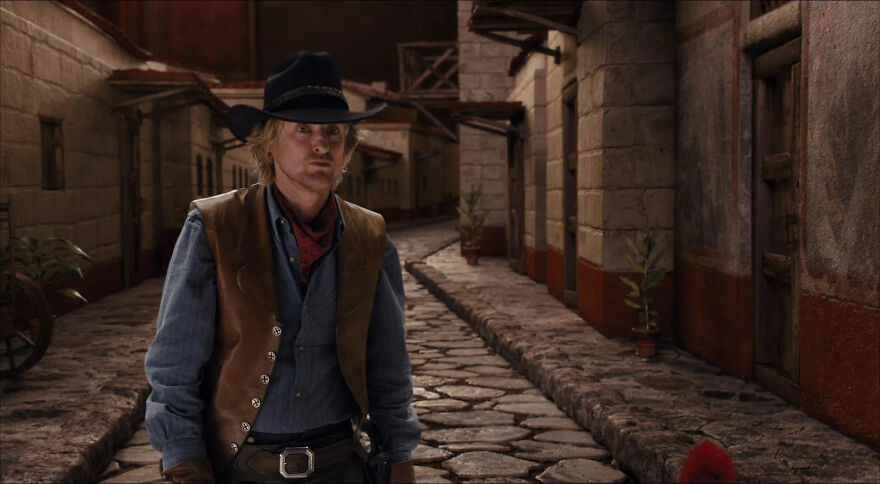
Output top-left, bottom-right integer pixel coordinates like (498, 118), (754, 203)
(507, 132), (525, 273)
(753, 38), (801, 406)
(562, 82), (578, 308)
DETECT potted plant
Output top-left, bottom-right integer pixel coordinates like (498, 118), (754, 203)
(620, 229), (666, 358)
(2, 236), (93, 304)
(457, 184), (487, 265)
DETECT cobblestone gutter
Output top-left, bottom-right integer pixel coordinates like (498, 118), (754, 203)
(405, 248), (880, 483)
(0, 280), (161, 483)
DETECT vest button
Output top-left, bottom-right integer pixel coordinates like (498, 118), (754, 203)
(260, 374), (270, 384)
(251, 397), (261, 408)
(298, 345), (304, 352)
(230, 443), (239, 453)
(267, 351), (276, 361)
(241, 421), (251, 431)
(272, 326), (282, 336)
(295, 392), (302, 398)
(288, 256), (296, 264)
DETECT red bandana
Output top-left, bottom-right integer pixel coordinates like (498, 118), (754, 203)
(272, 185), (338, 285)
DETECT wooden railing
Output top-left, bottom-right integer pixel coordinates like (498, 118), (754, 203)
(397, 42), (458, 100)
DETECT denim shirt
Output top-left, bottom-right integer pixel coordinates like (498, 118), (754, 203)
(144, 188), (420, 470)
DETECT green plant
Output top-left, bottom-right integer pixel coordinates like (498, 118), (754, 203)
(456, 184), (487, 249)
(0, 236), (92, 304)
(619, 230), (666, 330)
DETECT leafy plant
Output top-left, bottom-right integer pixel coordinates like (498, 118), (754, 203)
(619, 230), (666, 330)
(456, 184), (487, 249)
(0, 236), (92, 304)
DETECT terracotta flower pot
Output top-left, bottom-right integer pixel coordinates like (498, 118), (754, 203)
(462, 246), (480, 265)
(632, 326), (660, 358)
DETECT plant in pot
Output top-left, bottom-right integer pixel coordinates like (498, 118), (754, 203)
(457, 184), (487, 266)
(620, 229), (667, 358)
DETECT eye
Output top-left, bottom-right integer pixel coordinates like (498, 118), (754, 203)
(295, 125), (309, 133)
(326, 125), (341, 136)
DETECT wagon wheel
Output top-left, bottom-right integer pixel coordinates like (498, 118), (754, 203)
(0, 271), (54, 376)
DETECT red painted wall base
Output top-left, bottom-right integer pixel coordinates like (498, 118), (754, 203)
(459, 225), (506, 257)
(674, 260), (753, 380)
(524, 246), (547, 283)
(800, 292), (880, 448)
(576, 258), (674, 339)
(546, 247), (564, 302)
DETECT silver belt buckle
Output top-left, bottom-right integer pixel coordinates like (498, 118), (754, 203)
(279, 447), (315, 479)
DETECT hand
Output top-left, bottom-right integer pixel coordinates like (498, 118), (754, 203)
(389, 460), (415, 483)
(162, 458), (215, 483)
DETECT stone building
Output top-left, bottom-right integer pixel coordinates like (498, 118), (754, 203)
(0, 1), (456, 314)
(456, 0), (879, 448)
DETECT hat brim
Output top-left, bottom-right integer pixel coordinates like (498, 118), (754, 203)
(228, 102), (387, 142)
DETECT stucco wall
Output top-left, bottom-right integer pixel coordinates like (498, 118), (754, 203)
(802, 1), (880, 307)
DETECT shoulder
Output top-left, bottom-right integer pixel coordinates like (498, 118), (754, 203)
(336, 196), (386, 237)
(190, 185), (262, 228)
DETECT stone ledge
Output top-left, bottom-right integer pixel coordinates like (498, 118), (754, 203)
(404, 256), (880, 483)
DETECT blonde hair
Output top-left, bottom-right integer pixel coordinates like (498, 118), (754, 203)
(246, 118), (364, 187)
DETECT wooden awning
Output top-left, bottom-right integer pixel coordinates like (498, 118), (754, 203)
(108, 69), (229, 116)
(468, 1), (581, 65)
(449, 101), (525, 137)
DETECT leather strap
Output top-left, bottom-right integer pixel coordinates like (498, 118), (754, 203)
(237, 437), (357, 479)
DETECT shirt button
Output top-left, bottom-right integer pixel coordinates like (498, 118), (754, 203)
(267, 351), (276, 361)
(288, 256), (296, 263)
(230, 443), (239, 453)
(280, 219), (287, 225)
(295, 392), (302, 398)
(272, 326), (282, 336)
(251, 397), (261, 408)
(298, 345), (304, 352)
(241, 422), (251, 432)
(260, 374), (270, 384)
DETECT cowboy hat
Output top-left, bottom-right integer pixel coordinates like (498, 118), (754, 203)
(227, 51), (387, 141)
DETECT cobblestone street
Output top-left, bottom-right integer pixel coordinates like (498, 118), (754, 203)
(95, 219), (631, 483)
(2, 220), (877, 483)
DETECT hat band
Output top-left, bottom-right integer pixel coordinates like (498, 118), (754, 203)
(266, 85), (346, 111)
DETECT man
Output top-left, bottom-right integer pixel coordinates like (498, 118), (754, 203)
(144, 51), (419, 483)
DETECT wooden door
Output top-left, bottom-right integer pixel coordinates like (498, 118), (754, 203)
(562, 83), (578, 308)
(507, 133), (525, 273)
(753, 38), (801, 405)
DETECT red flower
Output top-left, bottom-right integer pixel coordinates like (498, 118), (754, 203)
(678, 440), (737, 483)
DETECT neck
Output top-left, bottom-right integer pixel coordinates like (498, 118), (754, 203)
(273, 180), (329, 224)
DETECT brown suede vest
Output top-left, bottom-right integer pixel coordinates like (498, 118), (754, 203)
(190, 185), (386, 472)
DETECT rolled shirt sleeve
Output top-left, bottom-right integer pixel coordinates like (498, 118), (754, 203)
(365, 236), (421, 464)
(144, 209), (217, 471)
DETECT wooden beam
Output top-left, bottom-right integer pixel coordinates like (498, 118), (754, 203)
(409, 100), (458, 142)
(113, 87), (194, 110)
(409, 47), (455, 92)
(477, 5), (578, 36)
(455, 114), (523, 137)
(430, 64), (459, 90)
(473, 31), (560, 63)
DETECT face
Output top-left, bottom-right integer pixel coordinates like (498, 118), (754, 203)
(271, 121), (347, 194)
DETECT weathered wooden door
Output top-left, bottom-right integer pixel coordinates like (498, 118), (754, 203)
(753, 38), (801, 405)
(562, 83), (578, 308)
(120, 110), (143, 289)
(507, 132), (525, 273)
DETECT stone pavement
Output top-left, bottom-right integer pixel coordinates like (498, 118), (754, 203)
(0, 279), (162, 483)
(407, 244), (880, 483)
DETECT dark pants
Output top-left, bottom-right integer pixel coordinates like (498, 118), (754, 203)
(218, 422), (370, 484)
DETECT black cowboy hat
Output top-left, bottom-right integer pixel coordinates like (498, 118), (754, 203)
(227, 51), (387, 141)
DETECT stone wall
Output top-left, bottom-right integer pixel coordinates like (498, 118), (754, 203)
(574, 1), (675, 337)
(457, 0), (519, 255)
(508, 51), (548, 281)
(1, 1), (141, 265)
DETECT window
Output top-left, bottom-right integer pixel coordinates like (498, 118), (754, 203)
(40, 117), (64, 190)
(206, 157), (214, 194)
(196, 155), (204, 195)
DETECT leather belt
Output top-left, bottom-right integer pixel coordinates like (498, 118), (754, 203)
(236, 437), (357, 480)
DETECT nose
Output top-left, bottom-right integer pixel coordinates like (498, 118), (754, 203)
(311, 129), (329, 154)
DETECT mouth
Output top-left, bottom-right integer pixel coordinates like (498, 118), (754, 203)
(310, 159), (333, 167)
